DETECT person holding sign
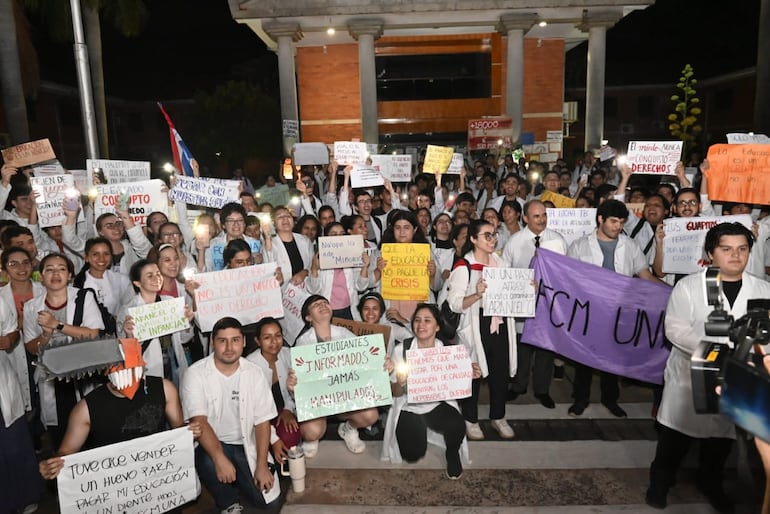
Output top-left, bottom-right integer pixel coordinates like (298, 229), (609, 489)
(383, 304), (480, 479)
(356, 291), (413, 357)
(263, 206), (314, 289)
(71, 237), (135, 321)
(446, 219), (517, 441)
(202, 202), (264, 272)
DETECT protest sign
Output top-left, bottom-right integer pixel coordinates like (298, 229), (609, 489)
(293, 142), (329, 165)
(69, 169), (89, 194)
(291, 334), (392, 421)
(281, 283), (309, 346)
(86, 159), (151, 184)
(255, 183), (290, 208)
(333, 141), (368, 165)
(482, 268), (535, 317)
(2, 138), (56, 167)
(94, 180), (168, 226)
(405, 345), (472, 403)
(522, 249), (672, 384)
(128, 297), (189, 341)
(318, 235), (364, 269)
(625, 141), (683, 175)
(30, 174), (75, 228)
(57, 427), (197, 514)
(600, 144), (617, 162)
(168, 175), (240, 209)
(546, 208), (596, 247)
(331, 318), (392, 350)
(32, 161), (66, 177)
(727, 133), (770, 145)
(369, 154), (412, 182)
(350, 164), (383, 188)
(193, 263), (282, 332)
(446, 153), (465, 174)
(422, 145), (454, 174)
(467, 117), (513, 151)
(540, 190), (575, 208)
(381, 243), (430, 301)
(705, 144), (770, 205)
(625, 203), (645, 218)
(662, 214), (752, 274)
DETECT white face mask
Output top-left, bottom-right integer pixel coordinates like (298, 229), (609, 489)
(108, 366), (144, 391)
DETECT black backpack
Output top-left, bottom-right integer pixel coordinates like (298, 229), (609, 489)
(73, 287), (117, 337)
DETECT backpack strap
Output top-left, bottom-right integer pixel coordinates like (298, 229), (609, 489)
(73, 288), (89, 328)
(401, 337), (414, 361)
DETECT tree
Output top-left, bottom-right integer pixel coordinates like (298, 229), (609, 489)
(667, 64), (702, 158)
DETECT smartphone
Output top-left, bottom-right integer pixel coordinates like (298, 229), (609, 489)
(64, 189), (80, 211)
(720, 357), (770, 443)
(93, 167), (106, 185)
(118, 191), (130, 211)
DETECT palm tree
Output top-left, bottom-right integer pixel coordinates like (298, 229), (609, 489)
(0, 0), (31, 144)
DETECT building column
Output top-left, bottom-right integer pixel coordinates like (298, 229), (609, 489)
(349, 19), (384, 145)
(499, 13), (537, 143)
(755, 0), (770, 134)
(263, 22), (302, 154)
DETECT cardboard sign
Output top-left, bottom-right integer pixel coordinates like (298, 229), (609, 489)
(331, 318), (392, 351)
(540, 190), (576, 209)
(422, 145), (454, 174)
(467, 117), (513, 151)
(280, 283), (309, 346)
(369, 154), (412, 182)
(705, 144), (770, 204)
(318, 235), (364, 269)
(405, 345), (473, 403)
(333, 141), (368, 166)
(662, 214), (752, 274)
(86, 159), (151, 184)
(482, 267), (535, 317)
(57, 427), (197, 514)
(727, 133), (770, 145)
(94, 180), (168, 226)
(380, 243), (431, 301)
(446, 153), (465, 174)
(545, 208), (596, 247)
(350, 164), (383, 188)
(291, 334), (392, 422)
(193, 263), (282, 332)
(168, 175), (240, 209)
(626, 141), (683, 175)
(1, 138), (56, 167)
(30, 174), (75, 228)
(128, 297), (189, 341)
(293, 143), (329, 165)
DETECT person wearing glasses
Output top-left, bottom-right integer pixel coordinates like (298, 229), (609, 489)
(263, 206), (314, 290)
(201, 202), (264, 272)
(446, 219), (517, 441)
(156, 221), (196, 280)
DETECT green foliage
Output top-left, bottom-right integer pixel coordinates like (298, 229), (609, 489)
(668, 64), (702, 156)
(23, 0), (147, 42)
(190, 81), (282, 170)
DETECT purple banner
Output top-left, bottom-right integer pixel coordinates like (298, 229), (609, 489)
(521, 249), (672, 385)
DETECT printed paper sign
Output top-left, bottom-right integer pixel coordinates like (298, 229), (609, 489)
(350, 165), (383, 188)
(446, 153), (465, 174)
(30, 174), (75, 228)
(333, 141), (368, 166)
(282, 120), (299, 139)
(546, 130), (563, 143)
(405, 345), (472, 403)
(318, 235), (364, 269)
(193, 263), (282, 332)
(422, 145), (454, 174)
(705, 144), (770, 205)
(522, 143), (549, 154)
(32, 161), (66, 177)
(381, 243), (431, 301)
(94, 180), (168, 226)
(86, 159), (151, 184)
(625, 141), (683, 175)
(482, 268), (535, 317)
(727, 133), (770, 145)
(291, 334), (392, 421)
(293, 143), (329, 165)
(369, 154), (412, 182)
(662, 214), (752, 274)
(331, 318), (391, 351)
(57, 427), (197, 514)
(280, 283), (309, 346)
(467, 117), (513, 151)
(168, 175), (240, 209)
(546, 208), (596, 247)
(540, 190), (575, 209)
(128, 297), (189, 341)
(1, 138), (56, 167)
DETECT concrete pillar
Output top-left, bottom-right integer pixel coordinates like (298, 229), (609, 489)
(755, 0), (770, 134)
(499, 13), (537, 143)
(263, 22), (302, 153)
(349, 19), (384, 145)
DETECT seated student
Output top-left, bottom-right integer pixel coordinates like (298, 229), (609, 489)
(356, 291), (413, 358)
(382, 303), (480, 479)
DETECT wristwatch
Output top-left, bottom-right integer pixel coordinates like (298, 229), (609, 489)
(56, 323), (64, 332)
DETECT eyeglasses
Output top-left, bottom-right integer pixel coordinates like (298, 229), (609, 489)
(5, 259), (31, 268)
(478, 231), (499, 241)
(224, 218), (245, 225)
(676, 199), (698, 207)
(103, 221), (123, 230)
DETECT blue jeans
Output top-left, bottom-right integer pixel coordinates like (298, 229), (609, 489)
(195, 443), (278, 510)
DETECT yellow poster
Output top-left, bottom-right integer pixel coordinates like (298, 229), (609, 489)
(540, 190), (576, 209)
(381, 243), (431, 301)
(422, 145), (454, 174)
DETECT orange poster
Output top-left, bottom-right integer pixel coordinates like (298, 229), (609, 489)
(1, 138), (56, 167)
(705, 144), (770, 204)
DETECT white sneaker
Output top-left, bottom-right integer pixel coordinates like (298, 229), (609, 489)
(221, 503), (243, 514)
(491, 418), (514, 439)
(337, 421), (366, 454)
(465, 421), (485, 440)
(302, 439), (319, 458)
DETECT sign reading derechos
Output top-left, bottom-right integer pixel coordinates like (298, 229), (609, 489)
(626, 141), (683, 175)
(405, 345), (472, 403)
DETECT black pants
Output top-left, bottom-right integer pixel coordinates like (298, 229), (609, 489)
(511, 340), (554, 396)
(649, 423), (733, 492)
(572, 363), (618, 404)
(396, 402), (465, 463)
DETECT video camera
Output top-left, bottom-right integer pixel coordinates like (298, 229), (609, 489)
(691, 268), (770, 441)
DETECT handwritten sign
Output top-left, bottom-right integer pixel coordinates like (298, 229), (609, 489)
(350, 164), (383, 188)
(331, 318), (391, 351)
(193, 263), (282, 332)
(57, 427), (197, 514)
(546, 208), (596, 247)
(405, 345), (472, 403)
(255, 183), (290, 208)
(482, 267), (535, 317)
(291, 334), (392, 422)
(422, 145), (454, 174)
(333, 141), (368, 166)
(281, 283), (309, 346)
(540, 190), (576, 208)
(128, 297), (189, 341)
(662, 214), (752, 275)
(446, 153), (465, 174)
(727, 133), (770, 145)
(626, 141), (683, 175)
(381, 243), (431, 301)
(94, 180), (168, 226)
(86, 159), (151, 184)
(168, 175), (240, 209)
(1, 138), (56, 167)
(318, 235), (364, 269)
(705, 144), (770, 204)
(369, 154), (412, 182)
(30, 174), (75, 228)
(293, 143), (329, 165)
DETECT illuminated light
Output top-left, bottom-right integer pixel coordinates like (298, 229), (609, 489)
(617, 155), (627, 166)
(87, 187), (98, 199)
(194, 224), (209, 238)
(183, 268), (195, 280)
(255, 192), (261, 199)
(327, 27), (335, 35)
(290, 196), (300, 206)
(401, 193), (408, 201)
(601, 139), (609, 146)
(531, 171), (540, 181)
(395, 362), (408, 376)
(538, 21), (547, 27)
(497, 139), (503, 146)
(163, 162), (174, 173)
(392, 151), (397, 155)
(64, 188), (78, 198)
